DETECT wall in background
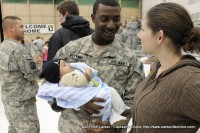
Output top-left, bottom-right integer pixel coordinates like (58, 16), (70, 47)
(1, 0), (141, 41)
(142, 0), (188, 18)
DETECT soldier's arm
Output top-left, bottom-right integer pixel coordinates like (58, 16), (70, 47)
(80, 97), (105, 115)
(49, 40), (78, 112)
(54, 37), (86, 60)
(12, 48), (40, 81)
(54, 41), (71, 60)
(123, 56), (144, 108)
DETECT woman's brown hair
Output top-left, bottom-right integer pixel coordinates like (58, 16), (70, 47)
(147, 2), (200, 53)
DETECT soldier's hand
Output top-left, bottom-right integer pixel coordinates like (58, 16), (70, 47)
(50, 98), (65, 112)
(83, 119), (113, 133)
(84, 68), (93, 78)
(80, 97), (105, 115)
(33, 53), (42, 65)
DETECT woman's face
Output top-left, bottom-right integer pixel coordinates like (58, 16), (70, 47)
(137, 17), (158, 54)
(59, 60), (73, 77)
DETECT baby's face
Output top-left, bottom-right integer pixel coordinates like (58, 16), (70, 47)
(59, 60), (73, 77)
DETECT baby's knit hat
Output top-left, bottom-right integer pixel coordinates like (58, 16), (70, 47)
(39, 59), (60, 83)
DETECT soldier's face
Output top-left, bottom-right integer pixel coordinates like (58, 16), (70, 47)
(59, 60), (73, 77)
(92, 4), (121, 44)
(13, 20), (24, 41)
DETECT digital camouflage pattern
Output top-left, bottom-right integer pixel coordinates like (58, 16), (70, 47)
(121, 21), (140, 50)
(1, 96), (40, 133)
(0, 39), (40, 133)
(54, 35), (144, 133)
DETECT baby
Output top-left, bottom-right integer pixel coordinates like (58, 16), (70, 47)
(38, 59), (130, 126)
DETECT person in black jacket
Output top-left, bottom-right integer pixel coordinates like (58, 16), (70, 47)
(47, 1), (94, 61)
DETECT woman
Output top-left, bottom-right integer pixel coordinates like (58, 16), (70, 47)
(132, 2), (200, 133)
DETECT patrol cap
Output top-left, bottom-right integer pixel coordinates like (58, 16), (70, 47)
(39, 59), (60, 83)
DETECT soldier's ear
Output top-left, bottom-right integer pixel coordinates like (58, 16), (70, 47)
(91, 14), (95, 23)
(8, 24), (14, 32)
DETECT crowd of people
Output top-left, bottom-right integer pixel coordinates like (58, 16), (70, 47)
(0, 0), (200, 133)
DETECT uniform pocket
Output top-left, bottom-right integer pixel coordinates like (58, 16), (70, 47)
(6, 100), (22, 108)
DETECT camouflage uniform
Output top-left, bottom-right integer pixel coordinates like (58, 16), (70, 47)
(54, 35), (144, 133)
(121, 21), (139, 50)
(115, 31), (122, 40)
(0, 39), (40, 133)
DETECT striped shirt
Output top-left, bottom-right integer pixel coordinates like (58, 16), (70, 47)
(37, 63), (111, 121)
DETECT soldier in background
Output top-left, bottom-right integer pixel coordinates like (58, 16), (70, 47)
(31, 36), (44, 58)
(44, 0), (144, 132)
(115, 23), (124, 40)
(121, 20), (139, 50)
(0, 16), (42, 133)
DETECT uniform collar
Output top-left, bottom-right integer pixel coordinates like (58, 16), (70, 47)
(4, 38), (20, 44)
(79, 35), (122, 58)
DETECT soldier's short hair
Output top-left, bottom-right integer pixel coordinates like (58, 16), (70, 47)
(57, 0), (79, 16)
(2, 16), (21, 32)
(93, 0), (120, 15)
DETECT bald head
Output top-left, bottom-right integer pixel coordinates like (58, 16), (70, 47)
(2, 16), (21, 32)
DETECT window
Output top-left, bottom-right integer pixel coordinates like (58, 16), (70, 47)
(2, 0), (27, 3)
(30, 0), (52, 4)
(2, 0), (54, 4)
(121, 0), (139, 8)
(78, 0), (96, 5)
(54, 0), (63, 4)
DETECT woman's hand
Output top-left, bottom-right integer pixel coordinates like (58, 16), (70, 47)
(83, 119), (113, 133)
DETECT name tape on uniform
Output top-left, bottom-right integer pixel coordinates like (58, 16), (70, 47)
(109, 59), (129, 66)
